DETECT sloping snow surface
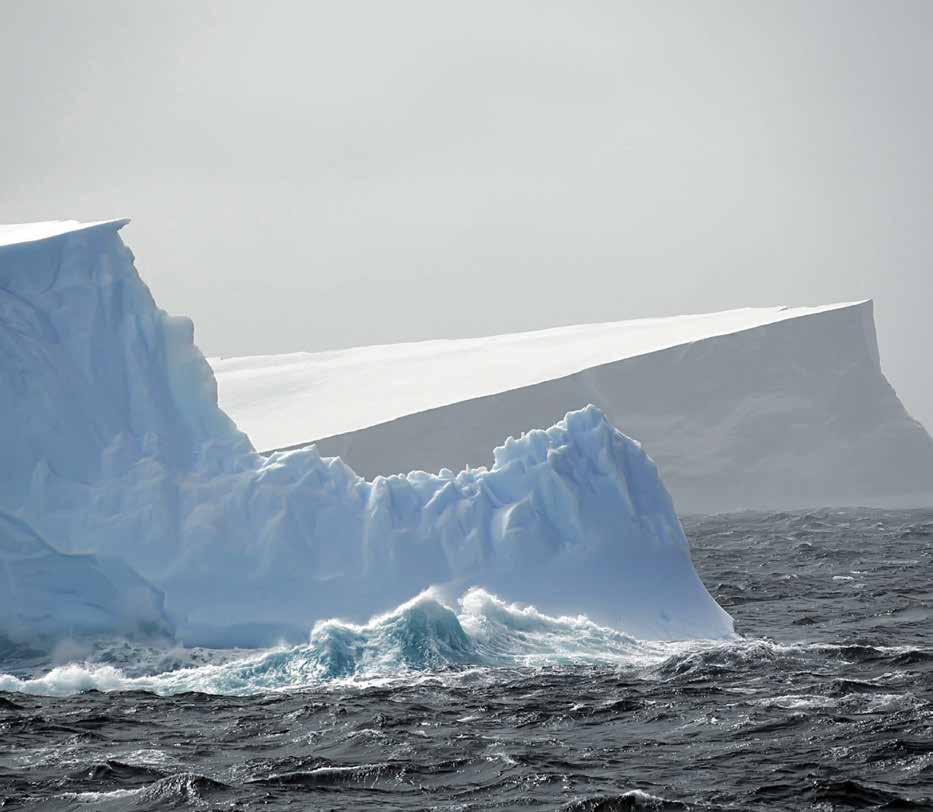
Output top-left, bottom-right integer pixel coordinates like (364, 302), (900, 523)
(0, 220), (733, 646)
(211, 302), (862, 452)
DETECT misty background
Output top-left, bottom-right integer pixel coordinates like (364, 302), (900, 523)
(2, 1), (931, 431)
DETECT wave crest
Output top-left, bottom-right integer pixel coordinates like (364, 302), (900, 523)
(308, 589), (479, 677)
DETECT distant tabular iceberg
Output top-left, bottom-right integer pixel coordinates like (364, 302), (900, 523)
(0, 219), (731, 647)
(214, 301), (933, 513)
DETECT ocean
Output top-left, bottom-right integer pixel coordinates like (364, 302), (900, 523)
(1, 508), (931, 810)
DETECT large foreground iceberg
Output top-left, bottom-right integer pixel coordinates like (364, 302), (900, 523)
(0, 220), (732, 645)
(214, 301), (933, 513)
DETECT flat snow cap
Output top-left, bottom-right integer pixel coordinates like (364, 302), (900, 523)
(0, 219), (129, 249)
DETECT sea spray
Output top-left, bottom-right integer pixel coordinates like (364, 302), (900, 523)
(0, 588), (724, 697)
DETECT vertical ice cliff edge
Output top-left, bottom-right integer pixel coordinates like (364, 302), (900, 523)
(0, 220), (733, 645)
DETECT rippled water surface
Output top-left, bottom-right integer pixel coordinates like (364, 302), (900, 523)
(2, 508), (932, 810)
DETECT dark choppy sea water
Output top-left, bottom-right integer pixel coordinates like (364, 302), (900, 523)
(1, 508), (932, 810)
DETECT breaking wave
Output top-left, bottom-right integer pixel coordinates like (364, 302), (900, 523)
(0, 588), (708, 697)
(9, 585), (924, 700)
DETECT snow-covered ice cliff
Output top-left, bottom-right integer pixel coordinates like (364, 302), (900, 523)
(214, 303), (933, 513)
(0, 220), (731, 646)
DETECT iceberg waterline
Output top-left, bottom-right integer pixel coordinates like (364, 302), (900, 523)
(0, 588), (716, 697)
(0, 219), (733, 650)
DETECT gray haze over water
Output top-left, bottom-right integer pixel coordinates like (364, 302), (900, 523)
(2, 1), (932, 431)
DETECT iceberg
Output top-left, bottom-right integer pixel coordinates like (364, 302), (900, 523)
(0, 219), (732, 646)
(213, 301), (933, 513)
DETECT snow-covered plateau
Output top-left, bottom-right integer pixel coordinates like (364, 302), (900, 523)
(214, 301), (933, 514)
(0, 219), (733, 649)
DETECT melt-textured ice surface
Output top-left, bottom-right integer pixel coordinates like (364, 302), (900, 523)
(0, 220), (733, 645)
(0, 511), (171, 644)
(212, 300), (933, 513)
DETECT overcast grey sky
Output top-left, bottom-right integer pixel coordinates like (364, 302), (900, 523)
(2, 1), (931, 430)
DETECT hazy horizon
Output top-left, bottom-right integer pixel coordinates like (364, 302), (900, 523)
(3, 1), (931, 430)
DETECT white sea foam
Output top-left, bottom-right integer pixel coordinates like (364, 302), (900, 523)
(0, 588), (711, 697)
(5, 588), (928, 700)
